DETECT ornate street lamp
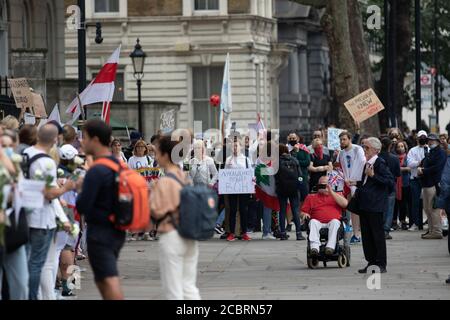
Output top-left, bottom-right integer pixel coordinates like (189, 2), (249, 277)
(130, 38), (146, 134)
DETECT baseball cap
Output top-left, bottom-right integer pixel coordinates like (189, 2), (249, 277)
(59, 144), (79, 160)
(417, 130), (428, 138)
(427, 133), (440, 141)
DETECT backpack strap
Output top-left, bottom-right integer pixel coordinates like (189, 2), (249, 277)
(93, 157), (124, 172)
(164, 172), (185, 187)
(27, 153), (52, 178)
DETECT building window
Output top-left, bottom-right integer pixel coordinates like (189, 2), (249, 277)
(194, 0), (219, 11)
(192, 66), (223, 130)
(94, 0), (119, 13)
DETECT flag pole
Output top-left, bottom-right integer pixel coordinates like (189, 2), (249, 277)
(76, 93), (85, 121)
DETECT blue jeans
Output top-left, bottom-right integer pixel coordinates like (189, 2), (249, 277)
(262, 206), (273, 236)
(27, 228), (55, 300)
(0, 245), (29, 300)
(278, 194), (301, 234)
(216, 208), (225, 226)
(384, 192), (396, 233)
(410, 179), (423, 228)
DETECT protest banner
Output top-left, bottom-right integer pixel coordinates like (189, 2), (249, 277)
(7, 78), (33, 110)
(31, 92), (47, 118)
(24, 113), (36, 125)
(218, 168), (255, 195)
(344, 88), (385, 123)
(327, 128), (344, 151)
(160, 109), (175, 134)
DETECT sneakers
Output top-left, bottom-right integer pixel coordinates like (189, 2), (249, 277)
(214, 224), (225, 235)
(296, 233), (306, 241)
(241, 233), (252, 241)
(226, 233), (236, 242)
(408, 224), (419, 231)
(350, 235), (361, 244)
(401, 222), (409, 230)
(142, 233), (154, 241)
(61, 290), (76, 297)
(385, 232), (392, 240)
(422, 233), (443, 239)
(262, 233), (276, 240)
(279, 233), (289, 241)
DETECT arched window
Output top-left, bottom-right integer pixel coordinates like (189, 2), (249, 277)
(22, 1), (31, 48)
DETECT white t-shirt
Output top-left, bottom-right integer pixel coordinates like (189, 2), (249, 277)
(127, 155), (154, 170)
(337, 144), (366, 194)
(23, 146), (61, 229)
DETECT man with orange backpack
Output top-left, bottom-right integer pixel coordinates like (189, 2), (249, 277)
(76, 120), (149, 300)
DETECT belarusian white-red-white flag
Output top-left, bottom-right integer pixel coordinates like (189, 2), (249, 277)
(66, 45), (121, 124)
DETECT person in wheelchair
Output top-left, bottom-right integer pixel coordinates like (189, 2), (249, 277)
(301, 176), (348, 257)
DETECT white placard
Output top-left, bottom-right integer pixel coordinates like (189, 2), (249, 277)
(327, 127), (344, 151)
(218, 168), (255, 195)
(17, 178), (45, 209)
(24, 112), (36, 125)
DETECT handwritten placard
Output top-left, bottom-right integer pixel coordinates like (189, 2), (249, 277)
(218, 168), (255, 194)
(160, 109), (175, 134)
(8, 78), (33, 110)
(31, 92), (47, 117)
(327, 128), (344, 151)
(344, 88), (385, 123)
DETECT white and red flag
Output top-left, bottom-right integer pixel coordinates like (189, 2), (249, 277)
(66, 45), (121, 124)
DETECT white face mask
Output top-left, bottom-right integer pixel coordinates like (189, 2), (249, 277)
(429, 143), (438, 150)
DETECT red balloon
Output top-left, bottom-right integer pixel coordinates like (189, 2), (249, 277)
(210, 94), (220, 107)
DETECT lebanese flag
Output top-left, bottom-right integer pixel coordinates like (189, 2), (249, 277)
(255, 162), (280, 211)
(66, 45), (121, 124)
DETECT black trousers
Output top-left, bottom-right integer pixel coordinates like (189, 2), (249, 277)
(229, 194), (250, 235)
(394, 186), (411, 223)
(359, 211), (387, 269)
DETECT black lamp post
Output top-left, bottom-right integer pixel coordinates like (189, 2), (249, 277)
(130, 38), (146, 134)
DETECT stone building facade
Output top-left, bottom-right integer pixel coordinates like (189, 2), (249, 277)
(64, 0), (291, 136)
(0, 0), (66, 104)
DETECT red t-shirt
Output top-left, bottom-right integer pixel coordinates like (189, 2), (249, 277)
(301, 192), (343, 223)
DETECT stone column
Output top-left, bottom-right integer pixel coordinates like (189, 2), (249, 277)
(289, 48), (299, 95)
(298, 46), (309, 94)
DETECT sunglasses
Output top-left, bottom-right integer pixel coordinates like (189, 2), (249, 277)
(345, 155), (351, 168)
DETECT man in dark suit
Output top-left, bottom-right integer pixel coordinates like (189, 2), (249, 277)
(356, 137), (395, 274)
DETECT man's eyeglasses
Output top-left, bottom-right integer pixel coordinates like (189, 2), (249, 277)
(363, 145), (370, 151)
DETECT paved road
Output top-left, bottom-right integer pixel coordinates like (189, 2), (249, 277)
(76, 230), (450, 300)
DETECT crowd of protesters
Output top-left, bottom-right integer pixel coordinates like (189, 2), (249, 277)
(0, 113), (449, 301)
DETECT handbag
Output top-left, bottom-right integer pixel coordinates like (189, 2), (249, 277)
(5, 208), (29, 254)
(347, 188), (361, 215)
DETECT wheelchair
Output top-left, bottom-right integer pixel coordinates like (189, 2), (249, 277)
(305, 215), (351, 269)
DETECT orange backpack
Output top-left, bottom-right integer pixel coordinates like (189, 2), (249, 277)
(94, 158), (150, 232)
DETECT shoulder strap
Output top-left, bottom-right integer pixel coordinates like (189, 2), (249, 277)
(165, 172), (185, 187)
(27, 153), (52, 177)
(245, 157), (249, 169)
(146, 155), (152, 167)
(93, 158), (123, 172)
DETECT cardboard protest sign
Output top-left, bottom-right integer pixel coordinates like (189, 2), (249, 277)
(160, 109), (175, 134)
(7, 78), (33, 110)
(344, 88), (385, 123)
(31, 92), (47, 118)
(327, 128), (344, 151)
(218, 168), (255, 194)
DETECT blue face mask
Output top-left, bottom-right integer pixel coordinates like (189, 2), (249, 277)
(4, 147), (14, 158)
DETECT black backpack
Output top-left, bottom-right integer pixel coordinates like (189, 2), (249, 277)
(165, 173), (218, 241)
(275, 155), (300, 197)
(21, 153), (52, 179)
(5, 208), (29, 254)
